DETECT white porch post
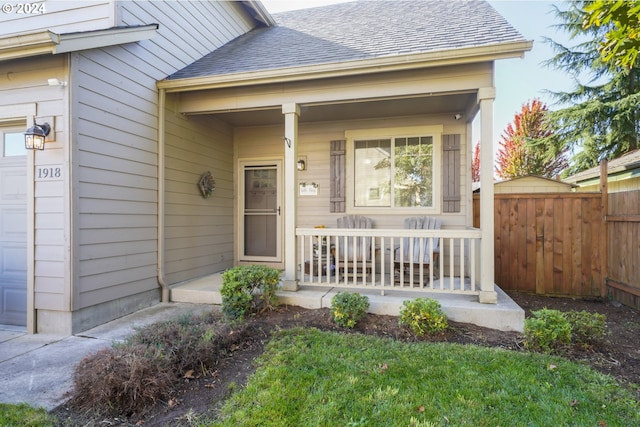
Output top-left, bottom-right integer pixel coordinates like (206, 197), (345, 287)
(478, 87), (498, 304)
(282, 103), (300, 291)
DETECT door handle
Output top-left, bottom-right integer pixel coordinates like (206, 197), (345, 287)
(277, 206), (281, 216)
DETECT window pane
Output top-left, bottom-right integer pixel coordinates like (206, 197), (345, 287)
(4, 132), (25, 157)
(394, 136), (433, 207)
(354, 139), (391, 207)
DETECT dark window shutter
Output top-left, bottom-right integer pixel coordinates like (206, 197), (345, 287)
(442, 134), (460, 213)
(330, 140), (346, 213)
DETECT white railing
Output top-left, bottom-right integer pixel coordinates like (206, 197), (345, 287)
(297, 227), (482, 295)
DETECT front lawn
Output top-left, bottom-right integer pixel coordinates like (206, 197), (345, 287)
(214, 328), (639, 426)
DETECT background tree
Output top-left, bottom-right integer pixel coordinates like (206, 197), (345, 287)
(544, 0), (640, 174)
(495, 99), (567, 179)
(471, 142), (480, 182)
(583, 0), (640, 69)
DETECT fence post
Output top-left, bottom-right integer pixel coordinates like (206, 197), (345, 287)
(600, 160), (608, 298)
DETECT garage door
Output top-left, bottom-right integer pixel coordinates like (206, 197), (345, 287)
(0, 128), (27, 326)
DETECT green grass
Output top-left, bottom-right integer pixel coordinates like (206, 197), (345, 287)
(213, 328), (639, 427)
(0, 403), (56, 427)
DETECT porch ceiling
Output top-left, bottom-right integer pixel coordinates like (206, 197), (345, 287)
(196, 92), (477, 127)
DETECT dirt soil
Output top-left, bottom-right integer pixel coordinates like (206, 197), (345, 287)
(52, 291), (640, 426)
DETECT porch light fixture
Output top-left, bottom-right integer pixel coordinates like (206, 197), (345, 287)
(24, 121), (51, 150)
(297, 156), (307, 171)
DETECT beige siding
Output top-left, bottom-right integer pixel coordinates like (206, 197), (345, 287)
(180, 63), (493, 114)
(575, 177), (640, 193)
(0, 55), (69, 326)
(494, 177), (574, 193)
(164, 108), (235, 283)
(235, 114), (471, 231)
(0, 1), (116, 37)
(71, 1), (255, 323)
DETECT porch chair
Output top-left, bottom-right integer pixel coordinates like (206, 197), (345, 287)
(394, 216), (442, 284)
(335, 215), (374, 279)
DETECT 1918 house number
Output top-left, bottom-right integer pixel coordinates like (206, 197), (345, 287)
(36, 166), (62, 180)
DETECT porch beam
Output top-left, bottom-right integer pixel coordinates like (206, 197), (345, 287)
(477, 87), (498, 304)
(282, 103), (300, 291)
(176, 64), (492, 115)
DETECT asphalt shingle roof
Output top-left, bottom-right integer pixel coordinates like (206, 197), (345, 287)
(168, 0), (526, 80)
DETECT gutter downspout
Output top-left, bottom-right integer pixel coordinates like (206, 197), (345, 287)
(157, 87), (169, 302)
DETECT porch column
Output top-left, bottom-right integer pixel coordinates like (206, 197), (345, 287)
(282, 103), (300, 291)
(478, 87), (498, 304)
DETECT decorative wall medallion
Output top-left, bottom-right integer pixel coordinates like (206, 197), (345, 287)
(198, 171), (215, 198)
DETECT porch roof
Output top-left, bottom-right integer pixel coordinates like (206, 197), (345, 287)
(164, 0), (530, 85)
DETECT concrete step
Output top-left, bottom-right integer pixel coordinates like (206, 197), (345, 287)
(170, 274), (524, 332)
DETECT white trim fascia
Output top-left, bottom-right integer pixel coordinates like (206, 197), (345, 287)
(243, 1), (277, 26)
(158, 40), (533, 93)
(0, 25), (158, 61)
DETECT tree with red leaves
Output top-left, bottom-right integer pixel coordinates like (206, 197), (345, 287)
(495, 99), (567, 179)
(471, 142), (481, 182)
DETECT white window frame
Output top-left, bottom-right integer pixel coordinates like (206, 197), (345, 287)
(346, 125), (443, 215)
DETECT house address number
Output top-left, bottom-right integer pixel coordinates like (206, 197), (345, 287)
(35, 165), (63, 181)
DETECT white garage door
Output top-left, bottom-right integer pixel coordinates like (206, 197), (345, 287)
(0, 128), (27, 326)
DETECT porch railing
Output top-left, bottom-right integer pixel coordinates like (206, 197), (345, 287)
(296, 227), (482, 295)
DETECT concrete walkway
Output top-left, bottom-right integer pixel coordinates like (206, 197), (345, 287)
(0, 303), (213, 411)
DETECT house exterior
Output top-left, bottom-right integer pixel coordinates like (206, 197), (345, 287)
(1, 0), (531, 335)
(0, 0), (272, 333)
(564, 149), (640, 193)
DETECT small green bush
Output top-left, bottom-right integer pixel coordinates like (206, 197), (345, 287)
(221, 265), (281, 320)
(524, 308), (572, 353)
(330, 292), (370, 328)
(398, 298), (448, 336)
(566, 310), (607, 348)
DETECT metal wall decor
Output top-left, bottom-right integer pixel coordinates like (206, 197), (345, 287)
(198, 171), (215, 198)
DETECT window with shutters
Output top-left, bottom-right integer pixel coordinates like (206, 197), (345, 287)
(346, 126), (442, 213)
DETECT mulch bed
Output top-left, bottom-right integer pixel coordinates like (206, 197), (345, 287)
(51, 291), (640, 426)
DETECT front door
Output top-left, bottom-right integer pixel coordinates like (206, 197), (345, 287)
(0, 127), (28, 326)
(239, 161), (282, 262)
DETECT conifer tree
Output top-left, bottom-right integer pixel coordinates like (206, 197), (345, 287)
(544, 0), (640, 174)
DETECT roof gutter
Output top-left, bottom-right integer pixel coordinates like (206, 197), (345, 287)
(0, 24), (158, 61)
(158, 40), (533, 93)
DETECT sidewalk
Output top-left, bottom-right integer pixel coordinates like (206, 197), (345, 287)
(0, 303), (213, 411)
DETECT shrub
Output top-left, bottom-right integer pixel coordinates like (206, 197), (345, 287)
(523, 308), (572, 353)
(566, 310), (607, 348)
(69, 312), (252, 417)
(398, 298), (448, 336)
(221, 265), (281, 320)
(330, 292), (370, 328)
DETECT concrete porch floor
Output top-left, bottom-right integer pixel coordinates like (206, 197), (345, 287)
(171, 273), (524, 332)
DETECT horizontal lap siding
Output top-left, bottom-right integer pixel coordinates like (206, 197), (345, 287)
(73, 1), (254, 309)
(163, 113), (234, 283)
(0, 54), (69, 312)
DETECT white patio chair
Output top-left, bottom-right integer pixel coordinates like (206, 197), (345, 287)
(335, 215), (374, 279)
(394, 216), (442, 283)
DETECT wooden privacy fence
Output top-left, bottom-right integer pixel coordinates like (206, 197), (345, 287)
(473, 193), (605, 297)
(606, 190), (640, 309)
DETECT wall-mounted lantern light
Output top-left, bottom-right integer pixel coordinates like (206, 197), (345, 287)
(297, 155), (307, 171)
(24, 121), (51, 150)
